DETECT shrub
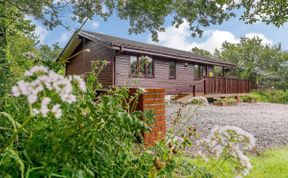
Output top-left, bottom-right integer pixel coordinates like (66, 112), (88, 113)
(188, 96), (209, 106)
(214, 97), (237, 106)
(0, 65), (157, 177)
(241, 94), (258, 103)
(250, 89), (288, 104)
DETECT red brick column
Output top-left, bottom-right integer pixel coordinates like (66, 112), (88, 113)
(129, 88), (166, 147)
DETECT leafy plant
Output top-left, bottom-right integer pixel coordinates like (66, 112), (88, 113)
(241, 94), (258, 103)
(250, 89), (288, 104)
(214, 97), (237, 106)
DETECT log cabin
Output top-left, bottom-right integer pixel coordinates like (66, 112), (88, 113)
(58, 30), (250, 96)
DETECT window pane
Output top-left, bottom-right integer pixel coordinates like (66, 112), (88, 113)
(169, 62), (176, 79)
(147, 60), (153, 77)
(139, 58), (146, 76)
(194, 65), (199, 79)
(130, 56), (137, 74)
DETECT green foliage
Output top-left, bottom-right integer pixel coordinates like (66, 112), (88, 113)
(191, 47), (213, 58)
(215, 37), (288, 89)
(241, 94), (259, 103)
(185, 146), (288, 178)
(214, 97), (237, 106)
(250, 90), (288, 104)
(3, 0), (288, 42)
(1, 65), (201, 177)
(248, 147), (288, 178)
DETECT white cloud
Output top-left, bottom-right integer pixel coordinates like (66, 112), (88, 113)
(59, 32), (71, 45)
(191, 30), (240, 52)
(91, 21), (99, 29)
(87, 20), (100, 29)
(245, 33), (273, 45)
(34, 25), (49, 44)
(147, 22), (273, 53)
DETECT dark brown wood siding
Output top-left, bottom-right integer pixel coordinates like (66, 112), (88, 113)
(66, 39), (115, 86)
(115, 54), (206, 94)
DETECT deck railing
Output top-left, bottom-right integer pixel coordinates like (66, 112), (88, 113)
(191, 76), (251, 96)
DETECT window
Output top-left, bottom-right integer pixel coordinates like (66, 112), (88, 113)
(169, 61), (176, 79)
(130, 56), (154, 78)
(194, 64), (203, 80)
(130, 56), (138, 74)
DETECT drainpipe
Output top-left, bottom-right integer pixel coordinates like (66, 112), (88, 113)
(112, 46), (125, 85)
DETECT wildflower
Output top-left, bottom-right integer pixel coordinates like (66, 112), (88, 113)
(195, 125), (255, 177)
(28, 95), (38, 104)
(40, 97), (51, 117)
(11, 86), (20, 97)
(32, 108), (40, 116)
(51, 104), (62, 118)
(73, 75), (87, 92)
(24, 65), (48, 76)
(138, 87), (146, 93)
(11, 65), (87, 119)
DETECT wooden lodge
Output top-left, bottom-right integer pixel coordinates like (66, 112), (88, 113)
(58, 30), (251, 96)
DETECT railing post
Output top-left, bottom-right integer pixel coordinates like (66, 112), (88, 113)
(204, 76), (207, 95)
(225, 78), (228, 94)
(248, 80), (250, 93)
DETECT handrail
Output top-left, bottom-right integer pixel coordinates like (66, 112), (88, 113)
(190, 78), (205, 87)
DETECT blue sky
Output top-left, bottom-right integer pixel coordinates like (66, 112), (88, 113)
(34, 12), (288, 53)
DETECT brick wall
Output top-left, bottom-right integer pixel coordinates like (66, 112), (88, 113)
(129, 88), (166, 147)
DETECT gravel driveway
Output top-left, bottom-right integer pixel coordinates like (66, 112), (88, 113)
(166, 102), (288, 149)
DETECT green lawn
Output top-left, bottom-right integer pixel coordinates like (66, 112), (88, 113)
(183, 147), (288, 178)
(248, 147), (288, 178)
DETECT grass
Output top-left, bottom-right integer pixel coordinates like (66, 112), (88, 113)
(248, 147), (288, 178)
(182, 147), (288, 177)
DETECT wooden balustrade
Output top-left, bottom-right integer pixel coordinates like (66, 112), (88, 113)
(191, 76), (251, 96)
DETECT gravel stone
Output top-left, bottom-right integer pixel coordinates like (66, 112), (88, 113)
(166, 102), (288, 149)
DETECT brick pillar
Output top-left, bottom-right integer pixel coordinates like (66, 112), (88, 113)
(129, 88), (166, 147)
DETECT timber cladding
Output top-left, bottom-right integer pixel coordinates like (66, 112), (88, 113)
(66, 39), (115, 86)
(115, 54), (204, 94)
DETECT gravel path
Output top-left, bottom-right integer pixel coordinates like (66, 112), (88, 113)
(166, 102), (288, 149)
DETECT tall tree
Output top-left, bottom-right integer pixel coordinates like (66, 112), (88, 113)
(215, 37), (287, 88)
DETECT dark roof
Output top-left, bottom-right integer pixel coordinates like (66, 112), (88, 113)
(59, 30), (235, 67)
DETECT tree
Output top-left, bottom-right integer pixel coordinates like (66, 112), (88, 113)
(191, 47), (213, 58)
(215, 37), (287, 88)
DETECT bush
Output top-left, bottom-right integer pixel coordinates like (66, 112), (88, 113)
(214, 97), (237, 106)
(250, 89), (288, 104)
(188, 96), (209, 106)
(241, 94), (258, 103)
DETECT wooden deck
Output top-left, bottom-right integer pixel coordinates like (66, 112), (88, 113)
(176, 93), (248, 104)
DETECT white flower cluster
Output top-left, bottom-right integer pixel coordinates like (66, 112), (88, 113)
(137, 87), (146, 93)
(140, 55), (153, 63)
(196, 125), (256, 177)
(188, 96), (209, 106)
(11, 65), (87, 118)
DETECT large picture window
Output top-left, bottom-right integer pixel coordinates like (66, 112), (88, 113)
(130, 56), (154, 78)
(169, 61), (176, 79)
